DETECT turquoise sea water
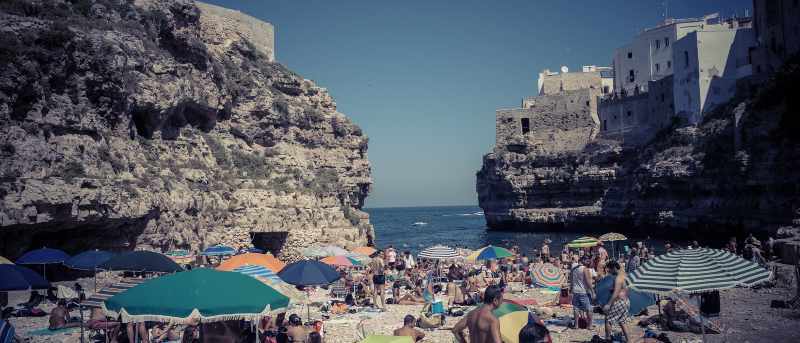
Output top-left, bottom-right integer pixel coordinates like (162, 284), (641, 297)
(365, 205), (658, 256)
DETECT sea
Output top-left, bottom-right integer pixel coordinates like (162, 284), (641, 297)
(365, 205), (662, 257)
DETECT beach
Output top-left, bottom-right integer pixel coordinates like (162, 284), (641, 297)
(6, 261), (800, 343)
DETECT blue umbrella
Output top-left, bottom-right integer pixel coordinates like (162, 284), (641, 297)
(99, 251), (183, 273)
(201, 245), (236, 256)
(16, 247), (70, 264)
(595, 275), (656, 316)
(64, 250), (114, 271)
(246, 247), (264, 254)
(232, 264), (281, 282)
(277, 260), (340, 286)
(0, 264), (50, 291)
(16, 247), (70, 279)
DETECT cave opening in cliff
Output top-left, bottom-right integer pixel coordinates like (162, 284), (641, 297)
(251, 232), (288, 255)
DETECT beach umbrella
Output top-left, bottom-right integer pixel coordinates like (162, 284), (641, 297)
(0, 264), (50, 291)
(491, 300), (529, 343)
(596, 275), (655, 316)
(83, 278), (146, 308)
(16, 247), (70, 279)
(531, 263), (566, 288)
(359, 336), (413, 343)
(217, 253), (285, 273)
(320, 255), (363, 268)
(417, 245), (460, 260)
(277, 260), (341, 286)
(245, 247), (264, 253)
(627, 248), (771, 295)
(165, 249), (195, 265)
(351, 246), (377, 256)
(599, 232), (627, 258)
(232, 264), (282, 282)
(627, 248), (770, 342)
(566, 236), (600, 248)
(255, 277), (305, 305)
(201, 245), (236, 256)
(105, 268), (290, 323)
(471, 245), (514, 261)
(99, 251), (183, 273)
(64, 250), (114, 271)
(0, 256), (12, 264)
(302, 245), (348, 258)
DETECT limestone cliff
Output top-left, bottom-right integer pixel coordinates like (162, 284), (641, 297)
(478, 59), (800, 239)
(0, 0), (373, 260)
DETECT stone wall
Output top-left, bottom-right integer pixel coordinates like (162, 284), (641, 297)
(499, 89), (599, 155)
(538, 70), (602, 96)
(598, 76), (676, 146)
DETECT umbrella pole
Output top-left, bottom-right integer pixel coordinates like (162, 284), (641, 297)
(79, 305), (85, 343)
(701, 296), (706, 343)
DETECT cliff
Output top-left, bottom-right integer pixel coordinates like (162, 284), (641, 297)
(478, 59), (800, 240)
(0, 0), (373, 260)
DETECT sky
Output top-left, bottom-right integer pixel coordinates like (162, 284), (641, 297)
(206, 0), (753, 208)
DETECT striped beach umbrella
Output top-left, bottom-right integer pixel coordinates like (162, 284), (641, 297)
(469, 245), (514, 261)
(417, 245), (460, 260)
(201, 245), (236, 256)
(0, 256), (13, 264)
(351, 246), (377, 256)
(217, 253), (285, 273)
(627, 248), (772, 295)
(531, 263), (566, 288)
(566, 236), (600, 248)
(232, 264), (282, 282)
(320, 255), (363, 267)
(84, 278), (146, 308)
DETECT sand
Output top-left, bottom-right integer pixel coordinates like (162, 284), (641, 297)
(5, 271), (800, 343)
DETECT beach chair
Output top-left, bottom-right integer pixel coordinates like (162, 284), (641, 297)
(329, 280), (349, 300)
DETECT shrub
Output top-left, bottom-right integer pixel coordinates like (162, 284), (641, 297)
(231, 148), (271, 178)
(203, 134), (231, 168)
(62, 161), (86, 183)
(341, 206), (360, 226)
(306, 169), (339, 194)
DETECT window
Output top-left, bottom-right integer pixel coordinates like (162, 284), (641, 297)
(603, 120), (607, 131)
(655, 63), (660, 72)
(603, 86), (610, 94)
(684, 51), (690, 69)
(627, 111), (632, 117)
(627, 52), (633, 59)
(667, 60), (672, 69)
(521, 118), (530, 134)
(655, 39), (660, 49)
(661, 94), (665, 102)
(665, 37), (670, 47)
(629, 70), (635, 82)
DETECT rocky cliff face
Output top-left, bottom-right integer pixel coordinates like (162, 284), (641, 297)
(0, 0), (373, 260)
(478, 60), (800, 240)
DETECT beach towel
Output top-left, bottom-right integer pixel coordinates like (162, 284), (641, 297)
(27, 327), (79, 336)
(0, 320), (15, 343)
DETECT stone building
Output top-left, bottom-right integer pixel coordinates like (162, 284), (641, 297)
(598, 76), (675, 145)
(537, 66), (613, 96)
(613, 13), (752, 95)
(673, 28), (756, 124)
(751, 0), (800, 77)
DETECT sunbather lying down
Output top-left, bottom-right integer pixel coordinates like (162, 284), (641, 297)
(49, 300), (81, 330)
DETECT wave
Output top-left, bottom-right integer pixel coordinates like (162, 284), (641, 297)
(412, 222), (428, 226)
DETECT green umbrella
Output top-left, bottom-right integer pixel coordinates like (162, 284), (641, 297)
(360, 336), (413, 343)
(566, 236), (600, 248)
(105, 268), (289, 323)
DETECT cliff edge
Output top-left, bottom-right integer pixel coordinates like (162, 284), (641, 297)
(477, 59), (800, 239)
(0, 0), (373, 260)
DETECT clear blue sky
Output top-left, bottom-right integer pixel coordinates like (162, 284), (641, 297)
(206, 0), (752, 208)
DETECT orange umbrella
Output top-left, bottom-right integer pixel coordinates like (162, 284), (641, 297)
(320, 255), (363, 267)
(217, 253), (285, 273)
(351, 246), (376, 256)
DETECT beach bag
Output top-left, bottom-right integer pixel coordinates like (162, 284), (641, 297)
(430, 301), (445, 315)
(417, 313), (443, 329)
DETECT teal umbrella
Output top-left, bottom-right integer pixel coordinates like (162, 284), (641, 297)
(105, 268), (290, 323)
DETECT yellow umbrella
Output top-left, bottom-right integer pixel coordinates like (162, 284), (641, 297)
(0, 256), (12, 264)
(566, 236), (600, 248)
(360, 336), (413, 343)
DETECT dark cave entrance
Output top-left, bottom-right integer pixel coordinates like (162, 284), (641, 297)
(251, 232), (288, 256)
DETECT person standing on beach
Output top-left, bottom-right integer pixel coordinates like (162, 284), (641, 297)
(541, 240), (550, 262)
(370, 253), (387, 310)
(452, 285), (504, 343)
(603, 261), (631, 342)
(569, 256), (595, 329)
(386, 245), (397, 269)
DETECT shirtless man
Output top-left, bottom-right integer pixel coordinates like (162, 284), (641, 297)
(49, 300), (81, 330)
(393, 315), (425, 341)
(286, 314), (310, 343)
(452, 285), (503, 343)
(87, 307), (120, 342)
